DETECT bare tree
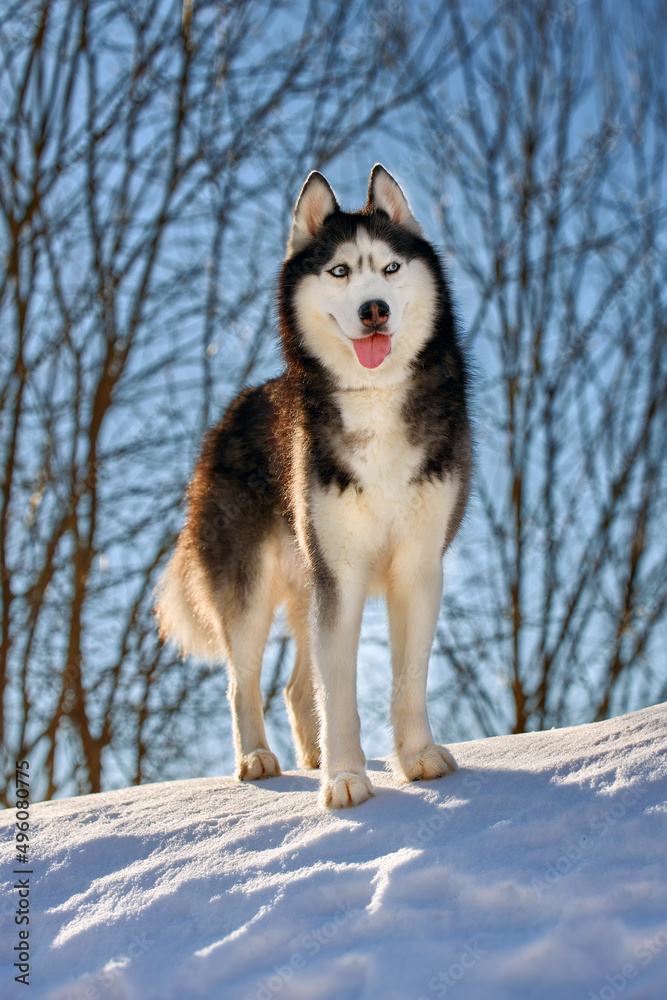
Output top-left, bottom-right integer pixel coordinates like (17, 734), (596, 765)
(409, 0), (667, 740)
(3, 0), (663, 804)
(0, 0), (483, 802)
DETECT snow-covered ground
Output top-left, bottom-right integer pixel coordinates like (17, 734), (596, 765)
(1, 704), (666, 1000)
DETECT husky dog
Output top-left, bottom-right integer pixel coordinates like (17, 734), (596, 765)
(156, 165), (471, 808)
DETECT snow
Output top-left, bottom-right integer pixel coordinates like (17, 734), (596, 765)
(2, 704), (666, 1000)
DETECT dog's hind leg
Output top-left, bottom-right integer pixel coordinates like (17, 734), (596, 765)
(224, 560), (282, 782)
(284, 588), (320, 769)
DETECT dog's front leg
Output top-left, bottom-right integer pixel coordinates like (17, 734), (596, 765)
(387, 553), (457, 782)
(310, 573), (374, 809)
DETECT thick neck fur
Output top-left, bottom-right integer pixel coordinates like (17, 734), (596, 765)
(277, 211), (469, 490)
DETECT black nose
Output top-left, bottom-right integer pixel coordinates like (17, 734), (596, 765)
(358, 300), (390, 327)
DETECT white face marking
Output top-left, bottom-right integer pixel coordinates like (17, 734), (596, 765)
(321, 233), (408, 341)
(293, 230), (438, 389)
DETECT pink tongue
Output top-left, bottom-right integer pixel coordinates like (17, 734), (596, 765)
(353, 333), (391, 369)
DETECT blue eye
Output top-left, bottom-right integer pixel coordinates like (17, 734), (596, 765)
(329, 264), (349, 278)
(385, 261), (401, 274)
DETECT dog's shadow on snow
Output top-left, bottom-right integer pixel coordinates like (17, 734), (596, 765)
(258, 758), (523, 805)
(256, 757), (396, 797)
(263, 771), (321, 793)
(251, 755), (647, 875)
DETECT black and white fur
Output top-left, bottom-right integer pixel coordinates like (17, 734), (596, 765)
(156, 165), (472, 808)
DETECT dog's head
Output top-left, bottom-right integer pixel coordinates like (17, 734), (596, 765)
(280, 165), (446, 389)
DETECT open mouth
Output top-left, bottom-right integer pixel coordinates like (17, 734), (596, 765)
(353, 332), (392, 369)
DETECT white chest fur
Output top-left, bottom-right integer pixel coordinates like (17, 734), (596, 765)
(335, 385), (422, 494)
(306, 386), (459, 588)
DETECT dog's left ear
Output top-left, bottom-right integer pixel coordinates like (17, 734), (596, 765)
(368, 164), (423, 236)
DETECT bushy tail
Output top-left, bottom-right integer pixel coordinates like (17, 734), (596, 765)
(154, 543), (223, 661)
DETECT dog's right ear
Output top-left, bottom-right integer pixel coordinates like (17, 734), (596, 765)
(286, 171), (339, 258)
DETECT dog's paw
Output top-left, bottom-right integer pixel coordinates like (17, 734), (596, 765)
(320, 770), (374, 809)
(398, 744), (457, 782)
(237, 749), (282, 781)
